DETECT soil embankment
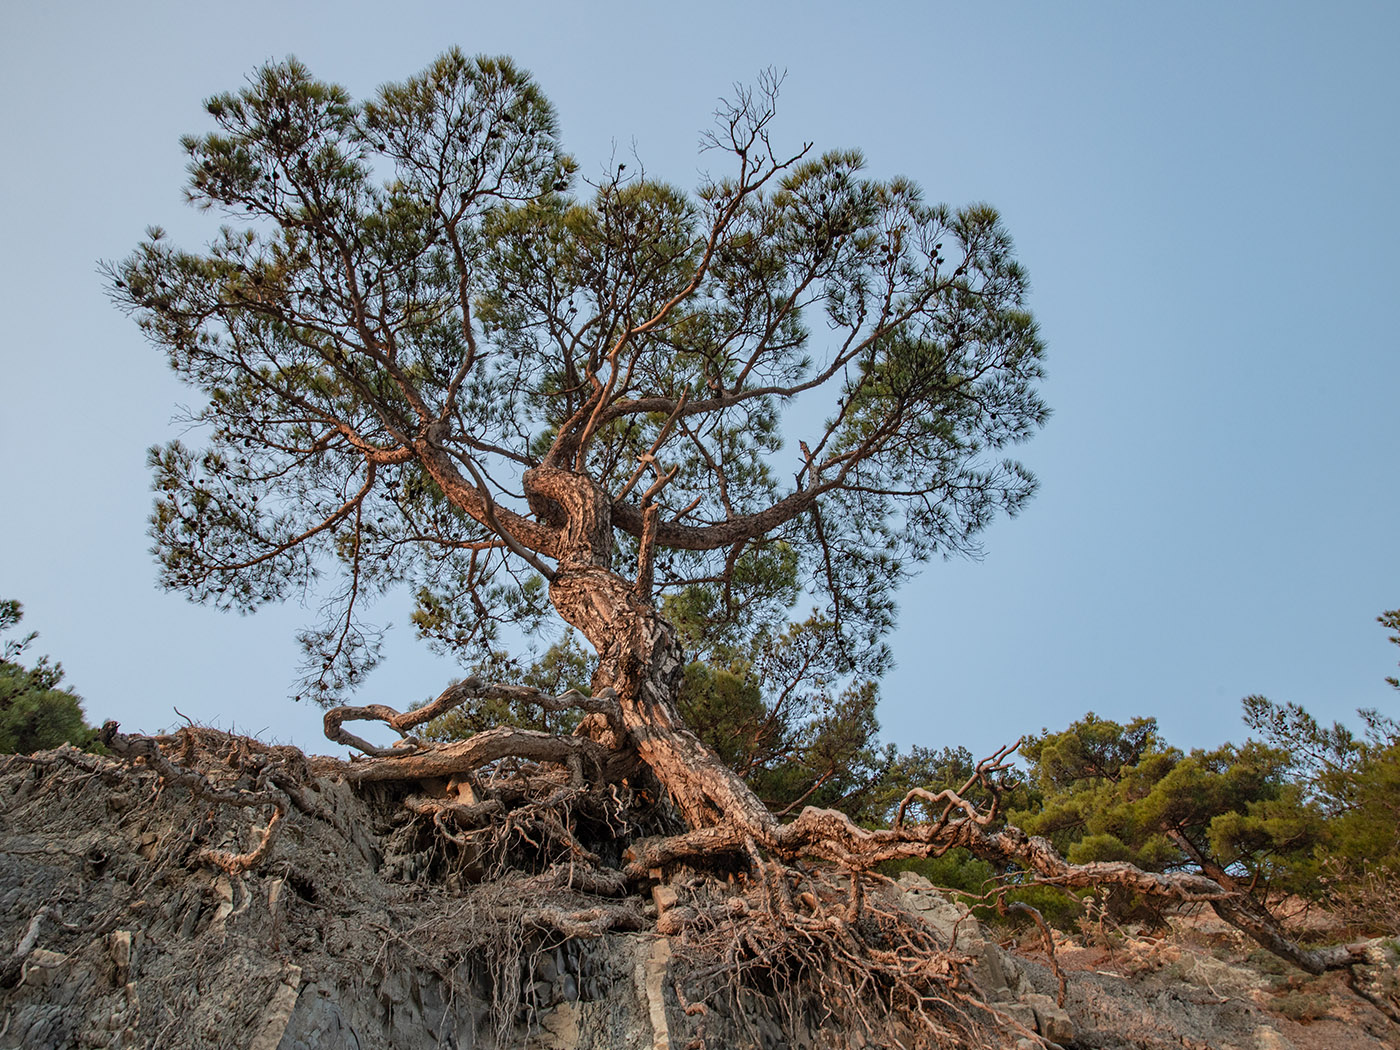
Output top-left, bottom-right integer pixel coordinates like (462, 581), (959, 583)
(1, 742), (1395, 1049)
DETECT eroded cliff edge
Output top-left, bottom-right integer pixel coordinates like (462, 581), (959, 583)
(1, 743), (1395, 1050)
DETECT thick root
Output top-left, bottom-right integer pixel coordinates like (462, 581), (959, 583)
(322, 679), (622, 758)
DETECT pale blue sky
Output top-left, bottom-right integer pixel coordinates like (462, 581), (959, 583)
(2, 1), (1396, 759)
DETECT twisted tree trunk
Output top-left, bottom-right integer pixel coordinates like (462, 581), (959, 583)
(527, 466), (777, 838)
(312, 467), (1382, 987)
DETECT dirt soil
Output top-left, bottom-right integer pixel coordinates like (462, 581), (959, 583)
(1, 740), (1397, 1050)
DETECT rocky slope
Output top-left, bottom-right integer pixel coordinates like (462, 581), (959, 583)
(1, 742), (1395, 1049)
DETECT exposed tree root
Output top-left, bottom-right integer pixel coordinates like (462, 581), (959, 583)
(27, 701), (1383, 1044)
(363, 869), (648, 1049)
(316, 675), (1386, 1000)
(312, 678), (1387, 1042)
(12, 724), (318, 879)
(1344, 959), (1400, 1026)
(1003, 900), (1067, 1007)
(96, 722), (296, 876)
(633, 790), (1379, 979)
(336, 726), (614, 786)
(656, 865), (1039, 1049)
(322, 676), (621, 758)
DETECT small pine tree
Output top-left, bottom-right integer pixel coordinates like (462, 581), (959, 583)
(1016, 712), (1323, 900)
(0, 599), (99, 754)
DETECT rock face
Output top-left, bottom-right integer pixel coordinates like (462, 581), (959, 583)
(1, 752), (1397, 1049)
(896, 871), (1073, 1042)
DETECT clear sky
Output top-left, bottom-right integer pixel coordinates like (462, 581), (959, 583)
(2, 1), (1396, 760)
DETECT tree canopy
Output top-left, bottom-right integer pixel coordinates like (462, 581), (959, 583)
(109, 47), (1058, 851)
(1003, 610), (1400, 933)
(1241, 617), (1400, 906)
(108, 51), (1046, 709)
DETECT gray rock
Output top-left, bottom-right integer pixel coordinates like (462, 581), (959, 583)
(1025, 992), (1075, 1044)
(895, 871), (1029, 1002)
(275, 989), (361, 1050)
(535, 951), (558, 983)
(559, 973), (579, 1002)
(1000, 1000), (1037, 1032)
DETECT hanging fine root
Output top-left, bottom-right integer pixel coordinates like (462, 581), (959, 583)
(311, 678), (1391, 1041)
(12, 696), (1391, 1046)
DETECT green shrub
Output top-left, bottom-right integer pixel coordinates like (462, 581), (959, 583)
(0, 599), (98, 754)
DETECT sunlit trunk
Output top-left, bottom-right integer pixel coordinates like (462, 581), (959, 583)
(526, 466), (775, 836)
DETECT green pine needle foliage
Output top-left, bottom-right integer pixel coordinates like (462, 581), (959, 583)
(0, 599), (100, 755)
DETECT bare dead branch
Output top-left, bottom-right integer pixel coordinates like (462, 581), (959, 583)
(635, 502), (661, 599)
